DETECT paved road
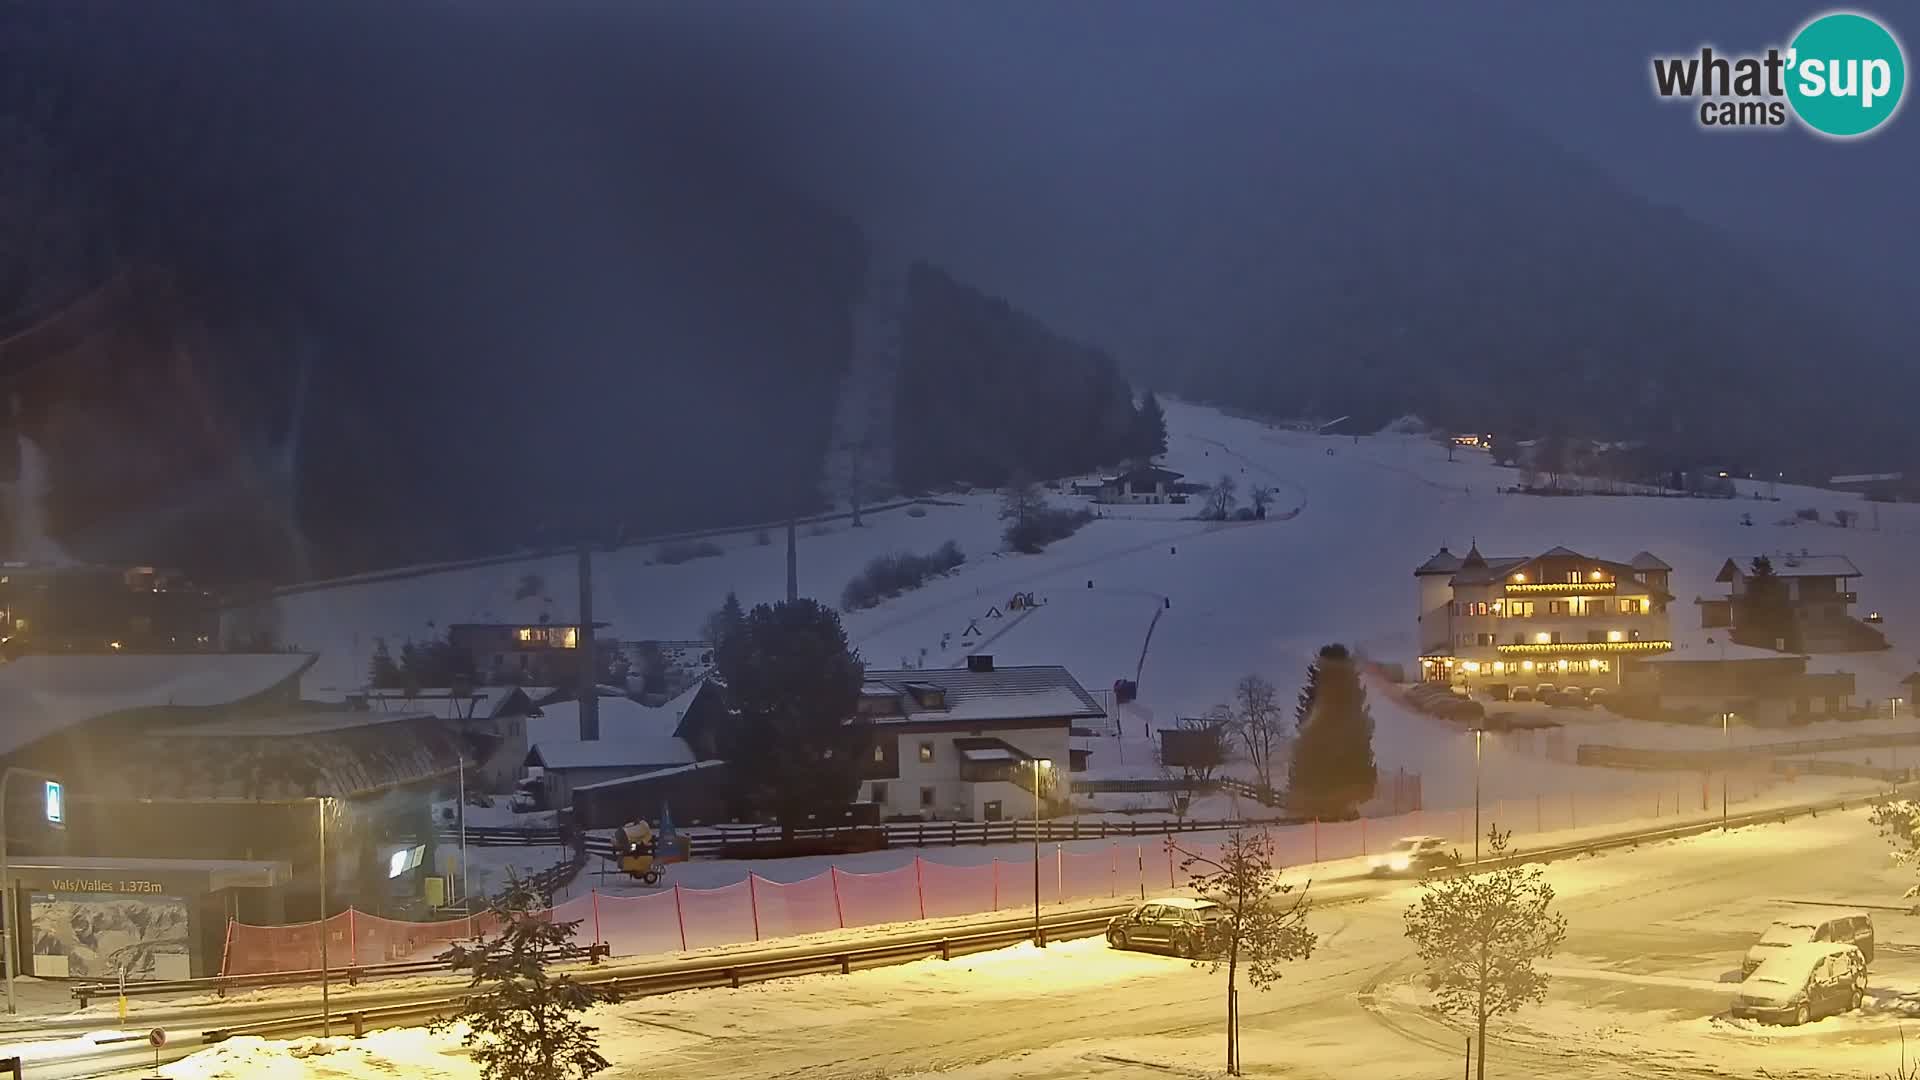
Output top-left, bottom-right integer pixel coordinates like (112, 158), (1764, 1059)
(596, 808), (1916, 1080)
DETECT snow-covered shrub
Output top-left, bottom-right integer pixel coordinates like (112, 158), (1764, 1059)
(1005, 507), (1094, 553)
(841, 541), (966, 610)
(907, 506), (928, 518)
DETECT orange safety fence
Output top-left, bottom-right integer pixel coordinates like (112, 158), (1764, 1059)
(218, 772), (1799, 976)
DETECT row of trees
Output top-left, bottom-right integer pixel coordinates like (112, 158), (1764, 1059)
(1167, 645), (1378, 819)
(1170, 823), (1565, 1077)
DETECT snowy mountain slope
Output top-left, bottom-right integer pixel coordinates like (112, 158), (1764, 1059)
(268, 398), (1920, 808)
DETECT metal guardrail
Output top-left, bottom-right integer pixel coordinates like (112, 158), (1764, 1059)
(70, 945), (612, 1008)
(202, 912), (1126, 1044)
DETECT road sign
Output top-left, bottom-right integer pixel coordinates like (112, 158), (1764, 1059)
(149, 1028), (167, 1048)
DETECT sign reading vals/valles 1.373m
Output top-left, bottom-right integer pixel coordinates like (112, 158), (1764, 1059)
(47, 879), (168, 894)
(1650, 10), (1907, 138)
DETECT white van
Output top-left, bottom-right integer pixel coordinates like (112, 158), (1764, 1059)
(1743, 910), (1875, 976)
(1732, 942), (1866, 1025)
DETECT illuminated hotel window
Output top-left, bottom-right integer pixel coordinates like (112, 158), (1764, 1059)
(1607, 630), (1624, 642)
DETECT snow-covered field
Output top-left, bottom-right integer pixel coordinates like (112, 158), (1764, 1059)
(269, 399), (1920, 808)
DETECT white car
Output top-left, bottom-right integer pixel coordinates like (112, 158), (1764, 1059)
(1370, 836), (1450, 877)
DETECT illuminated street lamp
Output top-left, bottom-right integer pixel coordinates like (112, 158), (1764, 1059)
(1031, 758), (1052, 946)
(314, 795), (333, 1036)
(0, 766), (63, 1014)
(1719, 711), (1732, 831)
(1471, 728), (1485, 864)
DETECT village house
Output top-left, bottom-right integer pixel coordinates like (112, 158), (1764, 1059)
(446, 620), (611, 686)
(852, 656), (1105, 821)
(1697, 554), (1886, 653)
(367, 684), (547, 790)
(1096, 465), (1185, 505)
(1619, 647), (1858, 726)
(1416, 544), (1674, 694)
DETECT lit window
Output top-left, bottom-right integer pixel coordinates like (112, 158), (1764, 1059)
(517, 627), (537, 643)
(1464, 661), (1480, 673)
(873, 745), (886, 763)
(1492, 662), (1505, 674)
(1521, 660), (1535, 671)
(1607, 630), (1624, 642)
(562, 627), (579, 648)
(1556, 659), (1570, 671)
(918, 743), (934, 764)
(1535, 632), (1551, 644)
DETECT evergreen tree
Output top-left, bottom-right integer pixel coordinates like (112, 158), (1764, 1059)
(435, 872), (614, 1080)
(703, 590), (747, 654)
(1739, 555), (1796, 651)
(1135, 391), (1169, 458)
(369, 637), (402, 689)
(713, 598), (869, 833)
(1286, 644), (1377, 818)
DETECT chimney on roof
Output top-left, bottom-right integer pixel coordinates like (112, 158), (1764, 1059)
(967, 654), (994, 673)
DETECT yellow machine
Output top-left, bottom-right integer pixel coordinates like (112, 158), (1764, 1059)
(614, 820), (663, 885)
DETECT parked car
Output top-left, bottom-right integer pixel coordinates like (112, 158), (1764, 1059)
(1533, 684), (1558, 701)
(1550, 687), (1588, 708)
(1370, 835), (1452, 877)
(1584, 687), (1609, 708)
(1107, 898), (1230, 957)
(1732, 943), (1867, 1025)
(1509, 685), (1535, 703)
(1744, 910), (1876, 976)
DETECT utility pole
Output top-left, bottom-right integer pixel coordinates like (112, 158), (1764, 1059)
(577, 545), (599, 741)
(786, 517), (799, 602)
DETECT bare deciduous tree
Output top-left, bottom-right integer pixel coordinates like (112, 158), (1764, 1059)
(1171, 829), (1316, 1076)
(1248, 484), (1274, 516)
(1403, 828), (1567, 1080)
(1223, 674), (1286, 795)
(1203, 472), (1239, 520)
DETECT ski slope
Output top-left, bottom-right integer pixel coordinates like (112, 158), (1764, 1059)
(265, 399), (1920, 806)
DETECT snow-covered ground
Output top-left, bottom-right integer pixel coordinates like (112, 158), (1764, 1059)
(151, 808), (1920, 1080)
(268, 398), (1920, 809)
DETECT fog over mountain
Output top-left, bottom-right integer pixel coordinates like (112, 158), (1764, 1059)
(1, 2), (1911, 580)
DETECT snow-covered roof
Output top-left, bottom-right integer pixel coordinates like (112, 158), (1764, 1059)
(526, 736), (696, 771)
(861, 665), (1105, 724)
(572, 759), (727, 791)
(952, 736), (1035, 763)
(1717, 555), (1862, 581)
(368, 685), (531, 719)
(0, 651), (316, 759)
(527, 695), (684, 746)
(1630, 551), (1673, 572)
(1414, 547), (1464, 576)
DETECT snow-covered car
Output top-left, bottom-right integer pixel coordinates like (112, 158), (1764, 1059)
(1509, 685), (1535, 703)
(1549, 687), (1587, 708)
(1732, 942), (1866, 1025)
(1106, 898), (1229, 957)
(1370, 836), (1450, 877)
(1743, 911), (1875, 976)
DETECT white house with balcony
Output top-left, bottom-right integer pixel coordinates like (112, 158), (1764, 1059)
(854, 656), (1104, 821)
(1415, 544), (1674, 693)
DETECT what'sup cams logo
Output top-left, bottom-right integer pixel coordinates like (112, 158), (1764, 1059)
(1651, 10), (1906, 138)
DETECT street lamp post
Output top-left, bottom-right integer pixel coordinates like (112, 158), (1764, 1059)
(0, 766), (62, 1015)
(1472, 728), (1484, 864)
(1031, 758), (1051, 947)
(1728, 711), (1743, 826)
(316, 795), (331, 1036)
